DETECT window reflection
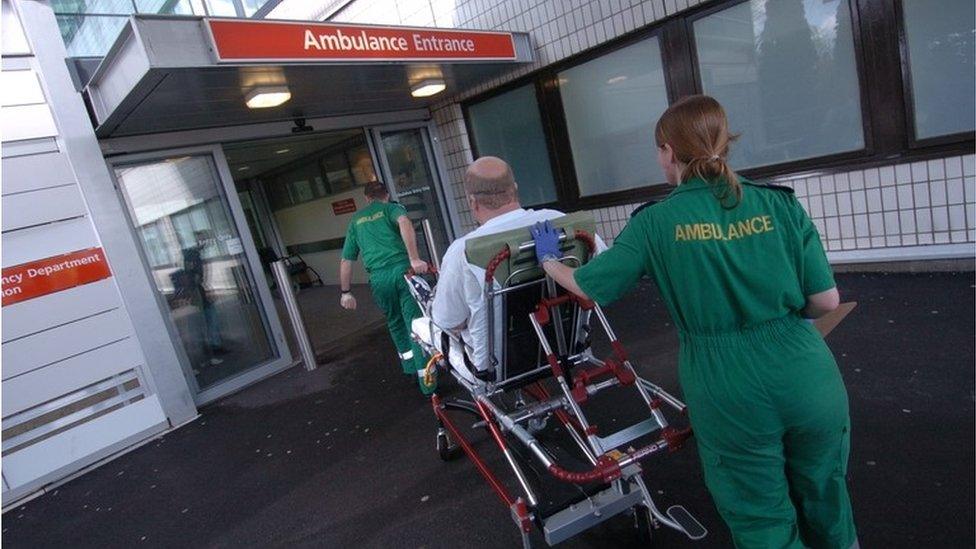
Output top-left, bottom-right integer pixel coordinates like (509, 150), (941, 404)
(695, 0), (864, 169)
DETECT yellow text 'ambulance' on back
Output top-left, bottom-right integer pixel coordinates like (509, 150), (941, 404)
(675, 215), (774, 242)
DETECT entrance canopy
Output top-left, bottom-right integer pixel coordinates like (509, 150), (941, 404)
(84, 16), (534, 138)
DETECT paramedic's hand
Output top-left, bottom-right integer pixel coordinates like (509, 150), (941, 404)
(530, 221), (563, 265)
(340, 292), (357, 310)
(410, 258), (429, 275)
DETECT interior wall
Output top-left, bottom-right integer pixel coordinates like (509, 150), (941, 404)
(272, 187), (369, 285)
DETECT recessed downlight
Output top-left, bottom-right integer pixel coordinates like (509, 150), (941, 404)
(245, 86), (291, 109)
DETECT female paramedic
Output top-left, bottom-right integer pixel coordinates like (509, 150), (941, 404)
(531, 95), (858, 549)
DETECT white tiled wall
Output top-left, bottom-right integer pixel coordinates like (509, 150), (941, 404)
(332, 0), (975, 262)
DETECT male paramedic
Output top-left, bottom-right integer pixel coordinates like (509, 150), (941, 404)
(339, 180), (435, 395)
(431, 156), (604, 379)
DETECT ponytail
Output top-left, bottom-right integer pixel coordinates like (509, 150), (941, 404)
(655, 95), (741, 208)
(683, 155), (741, 209)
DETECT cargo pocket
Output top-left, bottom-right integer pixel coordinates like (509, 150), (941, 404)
(836, 424), (851, 475)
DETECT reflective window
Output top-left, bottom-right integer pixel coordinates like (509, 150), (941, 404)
(558, 36), (669, 196)
(467, 85), (558, 206)
(115, 155), (277, 390)
(51, 0), (134, 15)
(53, 0), (275, 57)
(902, 0), (976, 139)
(55, 14), (129, 57)
(694, 0), (864, 169)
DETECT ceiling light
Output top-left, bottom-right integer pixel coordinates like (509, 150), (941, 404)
(275, 148), (290, 154)
(238, 166), (250, 171)
(410, 79), (446, 98)
(245, 86), (291, 109)
(607, 75), (628, 85)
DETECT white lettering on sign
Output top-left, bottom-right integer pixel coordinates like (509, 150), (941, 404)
(304, 29), (409, 52)
(412, 34), (475, 52)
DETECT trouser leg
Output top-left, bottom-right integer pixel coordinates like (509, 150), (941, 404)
(396, 276), (434, 395)
(781, 355), (857, 549)
(370, 271), (414, 374)
(680, 345), (803, 549)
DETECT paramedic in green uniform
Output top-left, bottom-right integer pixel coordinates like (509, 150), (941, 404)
(339, 180), (435, 395)
(532, 95), (857, 549)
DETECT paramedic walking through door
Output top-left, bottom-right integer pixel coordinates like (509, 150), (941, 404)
(339, 181), (435, 396)
(534, 95), (858, 549)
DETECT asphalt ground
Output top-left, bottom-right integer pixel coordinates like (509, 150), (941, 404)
(3, 272), (973, 548)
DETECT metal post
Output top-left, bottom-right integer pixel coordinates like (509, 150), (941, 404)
(271, 260), (317, 371)
(422, 218), (440, 271)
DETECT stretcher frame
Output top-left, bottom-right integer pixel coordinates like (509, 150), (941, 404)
(408, 229), (707, 547)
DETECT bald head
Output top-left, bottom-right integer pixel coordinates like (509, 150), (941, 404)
(464, 156), (518, 210)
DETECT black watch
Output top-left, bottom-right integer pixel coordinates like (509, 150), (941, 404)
(340, 290), (351, 295)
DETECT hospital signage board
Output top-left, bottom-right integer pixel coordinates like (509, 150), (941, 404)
(331, 198), (357, 215)
(206, 19), (518, 63)
(1, 248), (112, 307)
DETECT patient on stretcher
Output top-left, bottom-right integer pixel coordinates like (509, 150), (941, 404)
(410, 157), (604, 383)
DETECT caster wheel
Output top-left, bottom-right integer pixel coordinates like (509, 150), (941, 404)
(634, 505), (654, 543)
(436, 429), (462, 461)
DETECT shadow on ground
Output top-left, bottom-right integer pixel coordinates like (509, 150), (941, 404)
(2, 272), (973, 548)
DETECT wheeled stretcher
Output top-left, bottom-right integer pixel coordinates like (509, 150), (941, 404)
(406, 213), (707, 547)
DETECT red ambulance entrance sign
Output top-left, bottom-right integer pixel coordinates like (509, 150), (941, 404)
(206, 19), (518, 63)
(1, 248), (112, 307)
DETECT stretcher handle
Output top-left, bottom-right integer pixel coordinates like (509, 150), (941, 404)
(547, 455), (622, 484)
(485, 229), (597, 285)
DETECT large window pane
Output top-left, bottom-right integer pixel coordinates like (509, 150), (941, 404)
(56, 14), (128, 57)
(558, 36), (669, 196)
(467, 85), (558, 206)
(694, 0), (864, 169)
(51, 0), (134, 15)
(902, 0), (975, 139)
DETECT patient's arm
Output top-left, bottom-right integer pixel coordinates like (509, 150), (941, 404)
(542, 260), (592, 301)
(431, 242), (469, 330)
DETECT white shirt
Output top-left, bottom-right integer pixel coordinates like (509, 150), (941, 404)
(431, 208), (605, 372)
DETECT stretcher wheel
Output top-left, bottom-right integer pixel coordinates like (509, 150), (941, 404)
(436, 429), (462, 461)
(633, 505), (654, 543)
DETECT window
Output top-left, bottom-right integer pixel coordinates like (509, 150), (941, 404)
(467, 84), (558, 206)
(694, 0), (864, 169)
(558, 36), (670, 197)
(902, 0), (976, 140)
(138, 222), (172, 267)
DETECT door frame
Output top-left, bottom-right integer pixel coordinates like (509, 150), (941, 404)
(368, 122), (460, 245)
(106, 144), (294, 405)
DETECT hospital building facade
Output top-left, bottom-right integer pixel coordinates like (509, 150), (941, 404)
(1, 0), (973, 507)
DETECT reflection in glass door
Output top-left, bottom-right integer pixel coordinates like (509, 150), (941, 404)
(113, 153), (290, 401)
(374, 127), (452, 263)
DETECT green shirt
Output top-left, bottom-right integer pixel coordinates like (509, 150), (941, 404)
(575, 177), (834, 335)
(341, 200), (410, 272)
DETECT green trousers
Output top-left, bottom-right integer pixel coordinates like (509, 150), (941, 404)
(368, 265), (435, 395)
(679, 315), (857, 549)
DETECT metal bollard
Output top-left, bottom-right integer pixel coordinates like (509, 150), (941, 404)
(271, 260), (317, 371)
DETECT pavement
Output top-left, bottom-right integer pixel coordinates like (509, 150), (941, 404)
(2, 271), (973, 548)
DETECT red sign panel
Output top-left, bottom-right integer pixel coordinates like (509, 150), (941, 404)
(206, 19), (518, 62)
(331, 198), (358, 215)
(2, 248), (112, 307)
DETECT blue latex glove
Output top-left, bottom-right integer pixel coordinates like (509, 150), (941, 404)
(530, 220), (563, 264)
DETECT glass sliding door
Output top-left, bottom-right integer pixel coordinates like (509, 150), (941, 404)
(112, 148), (291, 403)
(372, 126), (453, 264)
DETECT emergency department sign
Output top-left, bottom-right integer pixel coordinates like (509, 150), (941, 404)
(1, 248), (112, 307)
(206, 19), (518, 63)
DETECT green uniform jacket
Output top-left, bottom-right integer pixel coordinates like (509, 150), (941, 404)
(341, 201), (410, 272)
(575, 176), (834, 331)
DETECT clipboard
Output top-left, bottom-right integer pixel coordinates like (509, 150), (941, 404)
(813, 302), (857, 338)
